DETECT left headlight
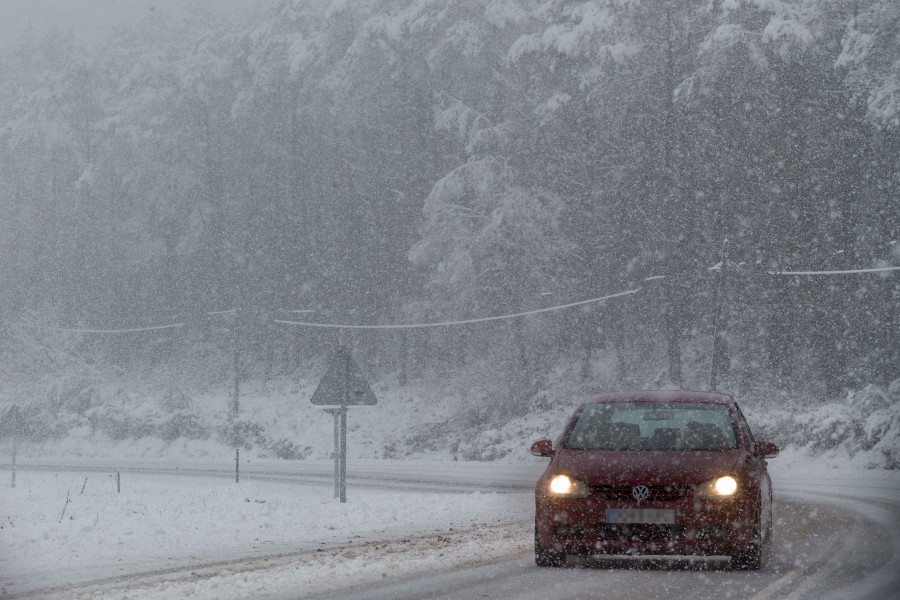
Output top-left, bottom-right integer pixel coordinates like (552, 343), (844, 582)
(547, 474), (590, 498)
(695, 475), (738, 499)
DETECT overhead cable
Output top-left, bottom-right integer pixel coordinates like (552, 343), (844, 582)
(11, 308), (237, 334)
(12, 322), (187, 334)
(10, 263), (893, 333)
(768, 266), (900, 276)
(273, 288), (641, 330)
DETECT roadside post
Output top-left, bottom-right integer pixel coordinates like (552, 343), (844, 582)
(1, 405), (26, 488)
(310, 346), (377, 503)
(322, 408), (341, 498)
(709, 239), (728, 392)
(231, 308), (241, 484)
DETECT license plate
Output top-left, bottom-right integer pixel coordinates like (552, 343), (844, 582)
(605, 508), (675, 524)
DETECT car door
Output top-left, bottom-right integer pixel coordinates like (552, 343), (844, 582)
(735, 404), (772, 532)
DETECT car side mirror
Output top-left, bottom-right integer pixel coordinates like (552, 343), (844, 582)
(754, 441), (779, 458)
(530, 439), (553, 458)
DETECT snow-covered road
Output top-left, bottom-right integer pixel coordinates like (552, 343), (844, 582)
(1, 459), (897, 599)
(262, 487), (900, 600)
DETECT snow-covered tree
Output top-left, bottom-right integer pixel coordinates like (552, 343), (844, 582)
(838, 0), (900, 128)
(410, 158), (569, 315)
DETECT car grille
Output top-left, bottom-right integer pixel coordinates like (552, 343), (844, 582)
(554, 524), (586, 539)
(595, 524), (731, 543)
(596, 524), (686, 542)
(590, 484), (692, 502)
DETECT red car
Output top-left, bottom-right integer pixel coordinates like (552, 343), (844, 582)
(531, 391), (778, 569)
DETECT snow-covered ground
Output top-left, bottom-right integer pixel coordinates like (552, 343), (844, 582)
(1, 454), (898, 599)
(2, 373), (898, 598)
(0, 465), (533, 599)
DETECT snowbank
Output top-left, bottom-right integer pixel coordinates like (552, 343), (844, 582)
(751, 380), (900, 469)
(0, 470), (531, 598)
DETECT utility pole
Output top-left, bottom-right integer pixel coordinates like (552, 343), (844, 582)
(339, 346), (348, 503)
(710, 240), (728, 392)
(399, 329), (408, 387)
(2, 405), (24, 488)
(231, 307), (241, 419)
(232, 308), (241, 483)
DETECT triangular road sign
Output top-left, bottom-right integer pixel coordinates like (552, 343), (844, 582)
(310, 347), (378, 406)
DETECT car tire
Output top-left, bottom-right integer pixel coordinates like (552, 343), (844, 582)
(731, 497), (768, 571)
(534, 525), (566, 568)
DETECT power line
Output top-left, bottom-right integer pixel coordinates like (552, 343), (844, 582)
(8, 263), (893, 334)
(273, 288), (642, 330)
(768, 266), (900, 276)
(10, 308), (237, 334)
(4, 289), (640, 334)
(12, 322), (187, 334)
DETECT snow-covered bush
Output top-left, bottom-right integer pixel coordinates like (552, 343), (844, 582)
(155, 411), (209, 441)
(87, 405), (142, 440)
(220, 420), (266, 450)
(218, 418), (310, 459)
(755, 380), (900, 469)
(858, 380), (900, 468)
(266, 438), (313, 460)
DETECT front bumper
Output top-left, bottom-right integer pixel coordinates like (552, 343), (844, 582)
(535, 494), (756, 556)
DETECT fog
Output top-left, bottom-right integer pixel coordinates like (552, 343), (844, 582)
(0, 3), (898, 592)
(0, 0), (897, 464)
(0, 0), (266, 49)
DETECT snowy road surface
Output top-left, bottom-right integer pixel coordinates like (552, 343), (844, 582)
(300, 490), (899, 600)
(1, 459), (897, 599)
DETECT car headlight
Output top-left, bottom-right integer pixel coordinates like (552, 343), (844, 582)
(548, 474), (590, 498)
(695, 475), (738, 499)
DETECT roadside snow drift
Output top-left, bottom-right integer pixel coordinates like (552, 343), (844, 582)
(0, 471), (531, 599)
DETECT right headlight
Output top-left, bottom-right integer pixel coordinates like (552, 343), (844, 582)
(547, 474), (590, 498)
(695, 475), (738, 499)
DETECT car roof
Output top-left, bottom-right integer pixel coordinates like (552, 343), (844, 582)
(582, 390), (735, 405)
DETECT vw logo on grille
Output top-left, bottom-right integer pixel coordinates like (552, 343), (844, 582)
(632, 485), (650, 502)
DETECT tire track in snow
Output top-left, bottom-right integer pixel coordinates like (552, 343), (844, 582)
(778, 486), (900, 600)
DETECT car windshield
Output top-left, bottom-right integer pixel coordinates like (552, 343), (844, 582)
(565, 401), (739, 451)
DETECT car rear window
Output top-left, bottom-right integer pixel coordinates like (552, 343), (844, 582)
(565, 402), (738, 451)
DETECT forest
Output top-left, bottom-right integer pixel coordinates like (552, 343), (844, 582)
(0, 0), (897, 431)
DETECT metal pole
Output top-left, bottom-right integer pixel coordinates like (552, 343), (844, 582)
(710, 239), (728, 392)
(340, 404), (347, 503)
(233, 309), (241, 485)
(399, 329), (408, 387)
(231, 309), (241, 419)
(339, 346), (348, 503)
(333, 410), (340, 498)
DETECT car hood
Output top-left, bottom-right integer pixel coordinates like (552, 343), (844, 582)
(552, 448), (743, 486)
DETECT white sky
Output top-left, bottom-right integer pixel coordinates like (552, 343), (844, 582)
(0, 0), (270, 50)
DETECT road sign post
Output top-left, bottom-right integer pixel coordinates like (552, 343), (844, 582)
(322, 408), (341, 498)
(340, 402), (347, 502)
(1, 405), (26, 488)
(311, 346), (377, 503)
